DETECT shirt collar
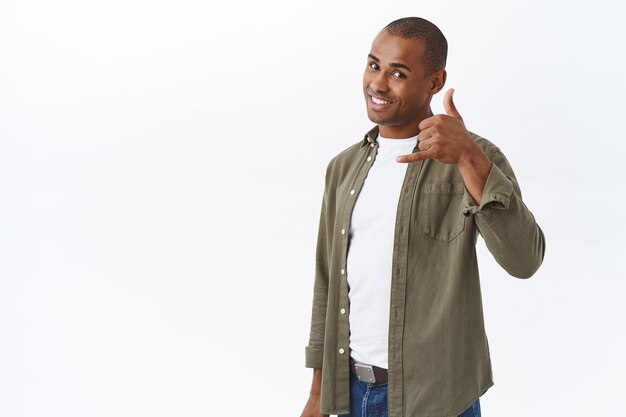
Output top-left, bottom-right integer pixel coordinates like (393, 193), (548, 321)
(361, 125), (380, 147)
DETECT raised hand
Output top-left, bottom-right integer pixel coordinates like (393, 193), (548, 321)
(396, 88), (475, 165)
(395, 88), (493, 203)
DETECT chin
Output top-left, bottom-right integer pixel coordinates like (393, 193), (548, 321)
(365, 108), (384, 124)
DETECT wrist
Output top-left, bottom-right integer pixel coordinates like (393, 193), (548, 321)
(458, 140), (490, 170)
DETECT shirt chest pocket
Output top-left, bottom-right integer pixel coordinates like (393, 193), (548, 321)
(421, 182), (467, 242)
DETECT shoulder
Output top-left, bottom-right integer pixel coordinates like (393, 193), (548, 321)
(327, 141), (363, 170)
(467, 130), (506, 161)
(325, 125), (379, 175)
(468, 130), (520, 180)
(322, 140), (365, 185)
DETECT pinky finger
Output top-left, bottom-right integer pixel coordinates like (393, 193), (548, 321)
(395, 150), (431, 163)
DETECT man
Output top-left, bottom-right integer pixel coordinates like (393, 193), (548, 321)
(300, 17), (545, 417)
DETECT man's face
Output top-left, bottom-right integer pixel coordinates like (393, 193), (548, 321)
(363, 31), (443, 137)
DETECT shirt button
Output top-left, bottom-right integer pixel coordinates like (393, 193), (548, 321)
(350, 189), (355, 195)
(340, 308), (346, 314)
(339, 348), (345, 354)
(341, 229), (346, 235)
(370, 143), (375, 148)
(341, 268), (345, 275)
(367, 156), (372, 162)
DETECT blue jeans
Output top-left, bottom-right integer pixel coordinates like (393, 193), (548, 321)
(338, 372), (481, 417)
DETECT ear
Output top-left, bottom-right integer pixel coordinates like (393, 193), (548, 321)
(430, 69), (447, 94)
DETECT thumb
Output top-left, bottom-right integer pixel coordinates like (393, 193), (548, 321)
(443, 88), (463, 120)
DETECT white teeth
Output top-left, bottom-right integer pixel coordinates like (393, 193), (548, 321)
(371, 96), (391, 105)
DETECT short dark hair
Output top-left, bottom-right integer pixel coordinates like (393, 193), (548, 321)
(382, 17), (448, 74)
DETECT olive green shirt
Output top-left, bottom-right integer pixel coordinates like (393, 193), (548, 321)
(305, 125), (545, 417)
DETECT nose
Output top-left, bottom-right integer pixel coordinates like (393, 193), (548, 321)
(369, 70), (389, 93)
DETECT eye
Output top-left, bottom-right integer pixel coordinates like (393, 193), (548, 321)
(369, 62), (380, 70)
(392, 71), (406, 79)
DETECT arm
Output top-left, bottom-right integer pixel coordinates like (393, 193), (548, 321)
(456, 141), (493, 204)
(462, 148), (546, 278)
(300, 369), (328, 417)
(304, 182), (330, 369)
(301, 165), (333, 417)
(396, 89), (545, 278)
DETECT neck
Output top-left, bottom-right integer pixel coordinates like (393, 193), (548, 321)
(378, 107), (434, 139)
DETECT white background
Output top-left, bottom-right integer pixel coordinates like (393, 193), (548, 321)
(1, 1), (625, 416)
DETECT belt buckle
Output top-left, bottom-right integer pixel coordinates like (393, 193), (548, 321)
(354, 362), (376, 383)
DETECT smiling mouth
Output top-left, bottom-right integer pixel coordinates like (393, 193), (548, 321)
(369, 95), (392, 105)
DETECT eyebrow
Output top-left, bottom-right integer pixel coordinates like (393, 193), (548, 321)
(368, 54), (413, 72)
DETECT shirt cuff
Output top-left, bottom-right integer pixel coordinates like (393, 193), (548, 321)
(462, 162), (514, 217)
(305, 346), (324, 368)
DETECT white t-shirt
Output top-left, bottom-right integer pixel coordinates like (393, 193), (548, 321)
(347, 134), (418, 369)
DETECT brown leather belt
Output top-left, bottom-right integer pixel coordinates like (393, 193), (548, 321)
(350, 358), (388, 384)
